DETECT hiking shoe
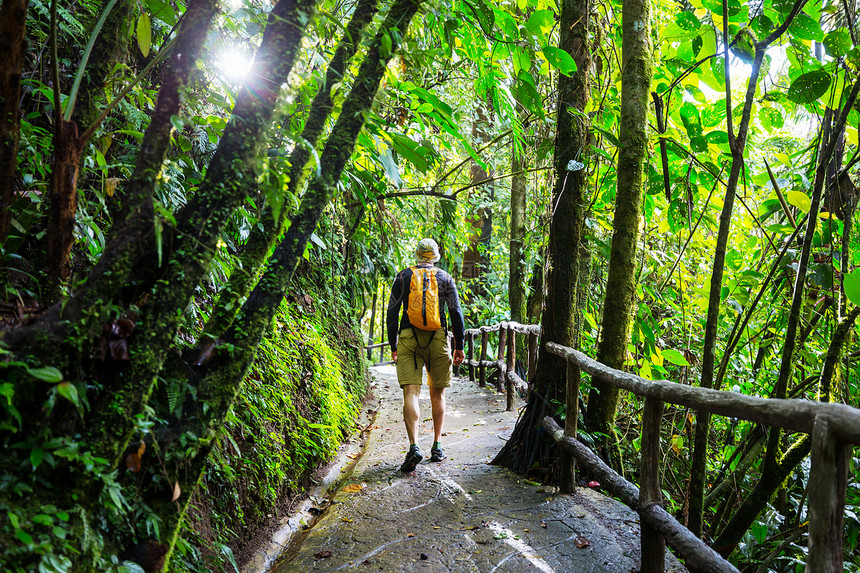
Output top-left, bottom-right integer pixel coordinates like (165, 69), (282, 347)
(430, 447), (445, 462)
(400, 446), (423, 472)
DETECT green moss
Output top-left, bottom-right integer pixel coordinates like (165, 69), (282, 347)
(174, 287), (366, 571)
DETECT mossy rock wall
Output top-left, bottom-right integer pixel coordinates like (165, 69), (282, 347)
(172, 282), (367, 571)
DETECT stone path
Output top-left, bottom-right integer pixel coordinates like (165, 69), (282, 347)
(263, 366), (686, 572)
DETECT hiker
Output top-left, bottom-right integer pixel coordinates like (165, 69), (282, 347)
(386, 238), (465, 472)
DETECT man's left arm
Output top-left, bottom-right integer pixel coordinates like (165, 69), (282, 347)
(442, 273), (466, 364)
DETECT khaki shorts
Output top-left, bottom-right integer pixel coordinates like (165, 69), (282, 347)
(396, 328), (452, 388)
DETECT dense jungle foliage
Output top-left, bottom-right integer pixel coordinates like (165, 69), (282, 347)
(2, 0), (860, 568)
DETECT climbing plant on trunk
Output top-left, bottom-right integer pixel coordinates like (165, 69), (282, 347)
(492, 0), (591, 480)
(584, 0), (652, 472)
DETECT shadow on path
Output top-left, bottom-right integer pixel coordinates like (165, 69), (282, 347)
(257, 366), (687, 572)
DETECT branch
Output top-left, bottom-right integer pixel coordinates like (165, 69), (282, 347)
(762, 0), (810, 47)
(429, 128), (513, 193)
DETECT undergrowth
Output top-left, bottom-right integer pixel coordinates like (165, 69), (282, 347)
(172, 279), (367, 572)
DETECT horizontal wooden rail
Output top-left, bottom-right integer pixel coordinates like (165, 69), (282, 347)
(367, 321), (540, 410)
(545, 340), (860, 573)
(544, 417), (740, 573)
(545, 342), (860, 443)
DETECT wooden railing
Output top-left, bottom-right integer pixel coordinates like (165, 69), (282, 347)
(543, 341), (860, 573)
(364, 321), (542, 411)
(463, 322), (541, 411)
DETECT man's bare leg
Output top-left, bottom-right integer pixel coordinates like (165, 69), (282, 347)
(403, 384), (421, 444)
(429, 386), (446, 442)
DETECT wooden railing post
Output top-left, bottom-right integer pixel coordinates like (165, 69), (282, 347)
(560, 360), (580, 493)
(808, 415), (848, 572)
(495, 324), (507, 391)
(527, 331), (538, 384)
(640, 397), (665, 573)
(379, 312), (386, 364)
(506, 325), (516, 411)
(479, 330), (488, 387)
(467, 332), (475, 382)
(450, 333), (460, 377)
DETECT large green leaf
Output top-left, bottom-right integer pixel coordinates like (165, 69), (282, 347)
(662, 349), (690, 366)
(516, 71), (543, 117)
(137, 12), (151, 58)
(845, 269), (860, 307)
(787, 70), (831, 104)
(525, 10), (553, 36)
(542, 46), (577, 76)
(824, 28), (852, 58)
(27, 366), (63, 383)
(786, 189), (811, 212)
(788, 13), (823, 42)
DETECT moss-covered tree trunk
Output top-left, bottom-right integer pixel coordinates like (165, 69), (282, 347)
(492, 0), (590, 478)
(509, 150), (527, 323)
(0, 0), (29, 245)
(584, 0), (652, 469)
(88, 0), (315, 470)
(204, 0), (378, 338)
(147, 0), (422, 564)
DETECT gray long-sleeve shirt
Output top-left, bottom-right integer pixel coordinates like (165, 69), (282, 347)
(386, 263), (465, 352)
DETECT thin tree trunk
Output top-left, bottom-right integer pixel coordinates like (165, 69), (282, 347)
(509, 149), (527, 323)
(88, 0), (315, 469)
(687, 0), (810, 534)
(147, 1), (422, 563)
(585, 0), (652, 471)
(45, 119), (83, 296)
(492, 0), (591, 478)
(0, 0), (29, 245)
(203, 0), (377, 337)
(710, 80), (860, 556)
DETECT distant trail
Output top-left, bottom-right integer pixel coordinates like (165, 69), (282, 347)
(262, 366), (688, 572)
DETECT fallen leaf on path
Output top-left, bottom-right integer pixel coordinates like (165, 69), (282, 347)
(541, 521), (547, 528)
(342, 483), (366, 493)
(574, 536), (591, 549)
(407, 532), (415, 537)
(341, 518), (352, 523)
(313, 550), (332, 559)
(346, 453), (360, 459)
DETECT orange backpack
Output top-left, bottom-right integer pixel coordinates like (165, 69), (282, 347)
(406, 266), (441, 331)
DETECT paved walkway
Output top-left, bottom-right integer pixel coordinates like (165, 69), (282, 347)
(264, 366), (686, 572)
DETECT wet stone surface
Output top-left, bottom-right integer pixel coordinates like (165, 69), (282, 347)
(270, 366), (687, 573)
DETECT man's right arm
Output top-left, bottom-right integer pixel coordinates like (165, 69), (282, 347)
(386, 271), (404, 354)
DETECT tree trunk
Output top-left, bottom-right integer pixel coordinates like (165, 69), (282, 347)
(87, 0), (316, 470)
(45, 120), (83, 296)
(0, 0), (29, 246)
(203, 0), (378, 338)
(585, 0), (652, 471)
(492, 0), (591, 478)
(509, 149), (527, 323)
(147, 0), (422, 563)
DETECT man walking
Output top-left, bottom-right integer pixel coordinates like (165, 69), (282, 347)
(387, 238), (465, 472)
